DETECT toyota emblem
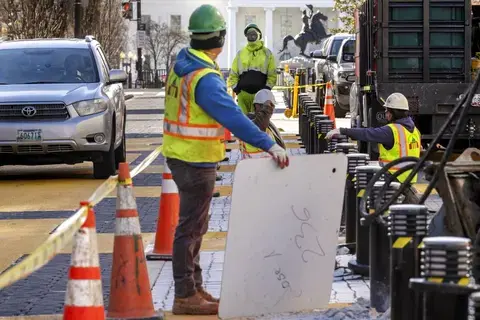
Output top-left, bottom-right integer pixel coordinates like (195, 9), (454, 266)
(21, 106), (37, 118)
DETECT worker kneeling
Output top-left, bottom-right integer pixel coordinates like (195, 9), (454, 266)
(240, 89), (286, 159)
(326, 92), (421, 203)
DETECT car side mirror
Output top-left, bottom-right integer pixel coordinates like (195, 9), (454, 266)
(108, 69), (128, 84)
(326, 55), (337, 63)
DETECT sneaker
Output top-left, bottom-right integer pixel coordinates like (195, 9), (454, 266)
(197, 287), (220, 303)
(172, 292), (219, 315)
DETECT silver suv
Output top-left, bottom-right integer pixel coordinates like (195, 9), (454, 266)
(0, 36), (128, 179)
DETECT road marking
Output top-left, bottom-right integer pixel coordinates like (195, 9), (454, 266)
(156, 91), (165, 97)
(124, 92), (145, 95)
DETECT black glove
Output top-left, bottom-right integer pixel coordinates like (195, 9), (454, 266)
(233, 86), (241, 94)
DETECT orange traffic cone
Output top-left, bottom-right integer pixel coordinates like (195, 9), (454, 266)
(63, 202), (105, 320)
(146, 158), (180, 260)
(324, 81), (337, 128)
(107, 163), (164, 319)
(224, 128), (235, 143)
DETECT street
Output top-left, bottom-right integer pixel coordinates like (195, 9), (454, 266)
(0, 89), (442, 318)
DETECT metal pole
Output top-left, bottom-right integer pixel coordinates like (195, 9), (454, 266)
(344, 153), (369, 251)
(74, 0), (82, 38)
(409, 237), (476, 320)
(348, 165), (383, 276)
(388, 204), (429, 320)
(137, 0), (143, 83)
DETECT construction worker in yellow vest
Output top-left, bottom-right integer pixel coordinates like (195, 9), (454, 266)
(240, 89), (286, 159)
(227, 23), (277, 114)
(162, 4), (289, 316)
(326, 92), (421, 202)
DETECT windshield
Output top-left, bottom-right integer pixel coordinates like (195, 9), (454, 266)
(0, 48), (99, 84)
(331, 39), (345, 56)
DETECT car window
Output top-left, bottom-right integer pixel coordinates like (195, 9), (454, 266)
(96, 46), (111, 70)
(95, 48), (109, 79)
(330, 39), (344, 56)
(342, 40), (355, 62)
(321, 37), (332, 56)
(0, 48), (99, 84)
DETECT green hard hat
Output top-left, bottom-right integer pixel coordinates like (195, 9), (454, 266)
(188, 5), (226, 33)
(244, 23), (262, 36)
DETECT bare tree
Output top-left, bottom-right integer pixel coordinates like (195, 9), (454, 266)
(145, 21), (188, 72)
(0, 0), (71, 39)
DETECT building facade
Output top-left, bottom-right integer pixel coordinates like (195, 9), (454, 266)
(127, 0), (340, 71)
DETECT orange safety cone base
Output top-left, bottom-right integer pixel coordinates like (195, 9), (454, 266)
(106, 311), (165, 320)
(146, 193), (179, 261)
(64, 306), (104, 319)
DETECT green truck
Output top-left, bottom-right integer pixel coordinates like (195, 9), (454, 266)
(354, 0), (480, 158)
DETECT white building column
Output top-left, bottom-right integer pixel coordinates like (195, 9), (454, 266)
(227, 6), (238, 67)
(264, 7), (275, 50)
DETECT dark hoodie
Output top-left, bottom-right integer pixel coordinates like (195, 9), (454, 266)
(340, 117), (416, 150)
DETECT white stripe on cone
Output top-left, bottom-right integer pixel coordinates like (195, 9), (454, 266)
(65, 280), (104, 306)
(115, 217), (142, 236)
(117, 186), (138, 210)
(71, 228), (100, 267)
(162, 161), (179, 194)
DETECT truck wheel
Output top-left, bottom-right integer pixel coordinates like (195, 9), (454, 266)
(93, 130), (116, 179)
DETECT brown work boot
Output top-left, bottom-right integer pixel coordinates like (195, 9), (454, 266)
(197, 287), (220, 303)
(172, 292), (219, 315)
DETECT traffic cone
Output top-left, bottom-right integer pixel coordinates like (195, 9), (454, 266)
(225, 128), (235, 143)
(324, 81), (337, 128)
(107, 163), (164, 319)
(63, 202), (105, 320)
(146, 158), (180, 260)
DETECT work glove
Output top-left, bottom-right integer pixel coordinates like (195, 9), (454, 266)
(268, 144), (289, 169)
(325, 128), (341, 140)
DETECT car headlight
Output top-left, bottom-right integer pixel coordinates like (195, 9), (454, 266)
(337, 71), (348, 79)
(73, 99), (108, 116)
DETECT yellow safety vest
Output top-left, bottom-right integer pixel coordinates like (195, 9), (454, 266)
(162, 50), (225, 163)
(378, 123), (421, 183)
(239, 128), (275, 159)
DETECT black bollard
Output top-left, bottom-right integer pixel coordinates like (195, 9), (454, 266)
(410, 237), (480, 320)
(368, 181), (404, 313)
(315, 79), (324, 105)
(313, 114), (329, 154)
(317, 120), (333, 154)
(344, 153), (369, 252)
(328, 135), (348, 153)
(308, 110), (323, 154)
(348, 165), (383, 276)
(388, 204), (429, 320)
(302, 102), (318, 145)
(297, 68), (306, 93)
(469, 292), (480, 319)
(336, 142), (358, 154)
(298, 93), (311, 140)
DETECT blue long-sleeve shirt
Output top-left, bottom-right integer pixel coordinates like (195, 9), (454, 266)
(339, 117), (416, 150)
(169, 47), (275, 167)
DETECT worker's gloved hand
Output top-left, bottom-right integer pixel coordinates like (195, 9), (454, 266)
(325, 128), (341, 140)
(268, 144), (289, 169)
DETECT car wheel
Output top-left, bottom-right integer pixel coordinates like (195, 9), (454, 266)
(93, 128), (117, 180)
(333, 93), (347, 118)
(114, 114), (127, 169)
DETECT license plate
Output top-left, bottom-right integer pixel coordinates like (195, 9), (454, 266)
(17, 129), (42, 142)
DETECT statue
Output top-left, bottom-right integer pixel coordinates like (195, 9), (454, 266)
(279, 4), (330, 57)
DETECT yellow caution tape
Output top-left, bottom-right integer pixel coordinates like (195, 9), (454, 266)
(272, 83), (327, 90)
(0, 146), (163, 290)
(392, 237), (412, 249)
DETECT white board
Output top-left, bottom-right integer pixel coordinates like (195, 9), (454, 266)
(219, 154), (348, 319)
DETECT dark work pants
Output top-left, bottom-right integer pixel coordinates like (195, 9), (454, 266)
(166, 158), (217, 298)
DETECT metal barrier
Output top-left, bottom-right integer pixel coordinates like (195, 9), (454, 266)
(328, 135), (348, 153)
(313, 116), (330, 153)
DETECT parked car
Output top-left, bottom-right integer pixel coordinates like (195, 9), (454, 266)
(323, 37), (356, 117)
(0, 35), (128, 179)
(312, 33), (352, 82)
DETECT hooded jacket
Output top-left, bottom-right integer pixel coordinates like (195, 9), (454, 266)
(169, 48), (276, 167)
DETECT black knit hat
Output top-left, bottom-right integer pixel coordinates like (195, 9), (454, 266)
(190, 30), (226, 50)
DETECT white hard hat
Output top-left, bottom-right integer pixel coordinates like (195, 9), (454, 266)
(253, 89), (276, 104)
(383, 92), (409, 111)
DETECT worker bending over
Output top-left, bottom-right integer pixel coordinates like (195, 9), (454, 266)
(228, 23), (277, 114)
(240, 89), (286, 159)
(326, 92), (421, 203)
(162, 4), (289, 316)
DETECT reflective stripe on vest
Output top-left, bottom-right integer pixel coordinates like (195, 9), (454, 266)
(239, 128), (275, 159)
(237, 47), (271, 75)
(378, 123), (421, 183)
